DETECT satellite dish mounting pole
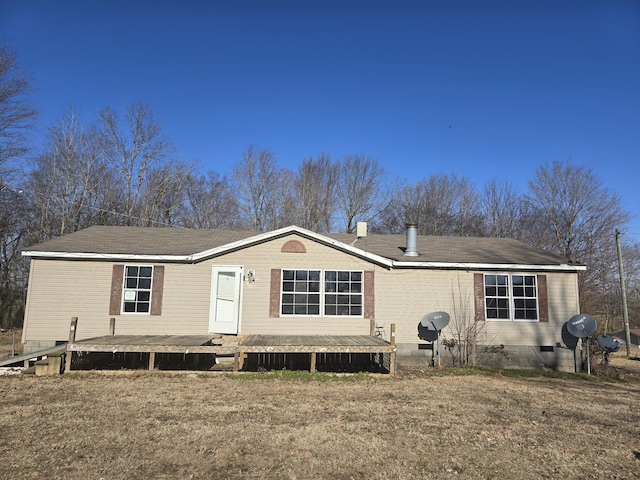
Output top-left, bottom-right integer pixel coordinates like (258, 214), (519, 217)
(586, 337), (591, 375)
(436, 326), (441, 367)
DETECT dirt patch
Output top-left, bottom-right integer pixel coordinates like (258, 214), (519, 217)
(1, 364), (639, 479)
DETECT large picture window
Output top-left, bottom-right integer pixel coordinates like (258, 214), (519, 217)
(123, 265), (154, 313)
(281, 269), (363, 316)
(484, 274), (538, 321)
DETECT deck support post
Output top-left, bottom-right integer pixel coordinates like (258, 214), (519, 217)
(109, 317), (116, 335)
(390, 323), (397, 376)
(234, 351), (246, 372)
(148, 352), (155, 370)
(310, 352), (317, 373)
(64, 316), (78, 373)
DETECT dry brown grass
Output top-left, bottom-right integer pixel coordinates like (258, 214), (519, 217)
(1, 356), (639, 480)
(0, 329), (22, 358)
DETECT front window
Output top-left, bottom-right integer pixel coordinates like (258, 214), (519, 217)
(324, 270), (362, 316)
(281, 270), (321, 315)
(485, 274), (538, 321)
(123, 265), (153, 313)
(281, 269), (363, 316)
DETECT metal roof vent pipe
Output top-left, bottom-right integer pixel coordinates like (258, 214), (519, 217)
(404, 222), (419, 257)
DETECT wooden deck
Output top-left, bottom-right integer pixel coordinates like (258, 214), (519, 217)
(66, 334), (395, 374)
(63, 318), (397, 374)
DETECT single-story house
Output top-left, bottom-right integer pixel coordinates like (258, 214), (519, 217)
(21, 223), (586, 371)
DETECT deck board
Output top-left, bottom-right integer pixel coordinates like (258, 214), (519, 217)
(76, 335), (214, 347)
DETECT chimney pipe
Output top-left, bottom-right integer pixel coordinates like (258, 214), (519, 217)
(404, 223), (418, 257)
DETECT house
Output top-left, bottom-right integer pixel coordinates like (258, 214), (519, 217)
(21, 223), (586, 371)
(613, 329), (640, 348)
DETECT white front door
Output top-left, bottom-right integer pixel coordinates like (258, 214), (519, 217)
(209, 266), (242, 334)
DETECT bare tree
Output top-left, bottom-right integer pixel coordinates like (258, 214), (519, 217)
(441, 276), (485, 367)
(479, 178), (535, 240)
(180, 172), (239, 229)
(98, 102), (172, 226)
(379, 174), (482, 236)
(526, 161), (631, 315)
(291, 154), (337, 232)
(336, 154), (389, 234)
(527, 161), (630, 262)
(0, 186), (30, 329)
(28, 109), (107, 240)
(0, 44), (38, 182)
(231, 146), (290, 231)
(139, 161), (193, 227)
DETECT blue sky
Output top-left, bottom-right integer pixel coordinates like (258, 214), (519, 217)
(2, 0), (639, 240)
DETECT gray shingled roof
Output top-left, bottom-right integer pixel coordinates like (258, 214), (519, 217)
(24, 225), (574, 266)
(24, 226), (256, 256)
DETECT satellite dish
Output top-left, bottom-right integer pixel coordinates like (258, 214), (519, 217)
(566, 314), (597, 338)
(418, 311), (451, 367)
(596, 335), (620, 353)
(417, 324), (438, 342)
(565, 313), (598, 376)
(420, 311), (451, 331)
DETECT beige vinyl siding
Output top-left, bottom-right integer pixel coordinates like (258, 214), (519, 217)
(203, 235), (374, 336)
(113, 262), (211, 336)
(375, 269), (580, 347)
(375, 269), (474, 344)
(23, 260), (114, 342)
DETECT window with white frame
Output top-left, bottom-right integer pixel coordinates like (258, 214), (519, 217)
(484, 274), (538, 321)
(281, 269), (363, 316)
(123, 265), (153, 313)
(324, 270), (362, 316)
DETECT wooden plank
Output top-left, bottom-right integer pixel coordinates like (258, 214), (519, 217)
(67, 344), (238, 355)
(65, 316), (78, 372)
(238, 344), (395, 354)
(73, 335), (214, 347)
(0, 344), (67, 368)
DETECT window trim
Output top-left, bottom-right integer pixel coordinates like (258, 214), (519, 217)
(483, 273), (540, 322)
(279, 268), (365, 318)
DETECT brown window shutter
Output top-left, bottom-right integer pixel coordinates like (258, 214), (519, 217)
(109, 265), (124, 315)
(537, 274), (548, 322)
(364, 270), (375, 318)
(150, 265), (164, 316)
(270, 269), (281, 317)
(474, 273), (485, 321)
